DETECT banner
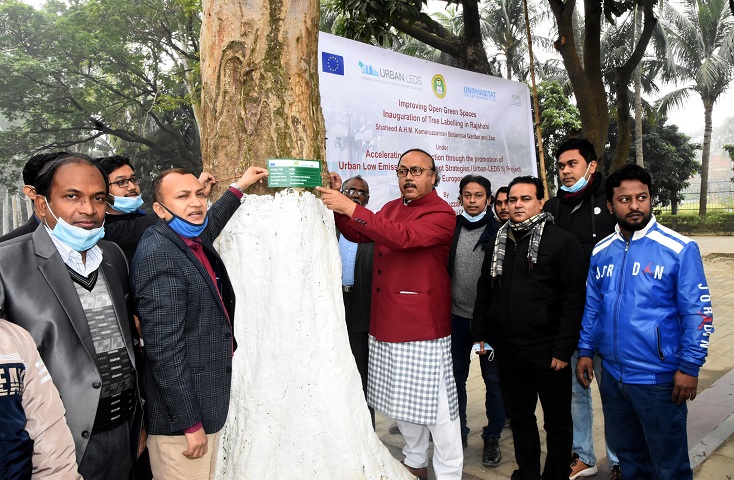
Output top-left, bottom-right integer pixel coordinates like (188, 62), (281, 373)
(318, 32), (537, 211)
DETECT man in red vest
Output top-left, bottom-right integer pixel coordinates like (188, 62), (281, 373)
(318, 149), (461, 480)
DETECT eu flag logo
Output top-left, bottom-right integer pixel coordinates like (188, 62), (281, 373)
(322, 52), (345, 76)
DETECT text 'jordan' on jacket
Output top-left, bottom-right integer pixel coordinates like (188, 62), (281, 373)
(578, 216), (714, 384)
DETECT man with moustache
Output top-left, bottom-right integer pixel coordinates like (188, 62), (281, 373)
(318, 149), (461, 480)
(131, 166), (267, 479)
(338, 175), (375, 426)
(0, 154), (140, 479)
(543, 137), (618, 479)
(473, 176), (586, 480)
(492, 186), (510, 224)
(448, 175), (506, 466)
(577, 164), (713, 480)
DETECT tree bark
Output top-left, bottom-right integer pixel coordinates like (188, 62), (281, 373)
(634, 4), (644, 167)
(611, 0), (656, 173)
(199, 1), (414, 478)
(699, 99), (713, 216)
(548, 0), (607, 158)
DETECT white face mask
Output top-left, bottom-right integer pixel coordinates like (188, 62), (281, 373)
(43, 197), (105, 252)
(461, 209), (487, 222)
(560, 163), (592, 193)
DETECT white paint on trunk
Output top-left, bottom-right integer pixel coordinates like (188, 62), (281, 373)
(214, 190), (414, 479)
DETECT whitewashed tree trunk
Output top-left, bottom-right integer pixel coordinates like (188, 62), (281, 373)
(199, 0), (415, 478)
(213, 192), (412, 479)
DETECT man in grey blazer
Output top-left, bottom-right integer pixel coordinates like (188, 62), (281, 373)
(0, 154), (141, 480)
(131, 166), (267, 479)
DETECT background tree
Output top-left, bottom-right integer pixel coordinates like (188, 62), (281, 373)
(0, 0), (202, 190)
(547, 0), (658, 163)
(607, 116), (701, 213)
(657, 0), (734, 215)
(533, 80), (582, 191)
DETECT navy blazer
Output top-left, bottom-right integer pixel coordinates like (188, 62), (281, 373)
(131, 190), (241, 435)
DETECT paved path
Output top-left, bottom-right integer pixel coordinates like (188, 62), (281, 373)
(375, 235), (734, 479)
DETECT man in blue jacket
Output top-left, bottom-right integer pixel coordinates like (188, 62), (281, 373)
(577, 164), (714, 480)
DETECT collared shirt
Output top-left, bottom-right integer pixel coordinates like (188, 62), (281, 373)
(44, 225), (103, 276)
(339, 235), (358, 286)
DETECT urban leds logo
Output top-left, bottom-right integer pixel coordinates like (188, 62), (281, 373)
(432, 74), (447, 99)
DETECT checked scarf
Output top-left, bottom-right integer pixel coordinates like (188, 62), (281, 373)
(490, 212), (554, 278)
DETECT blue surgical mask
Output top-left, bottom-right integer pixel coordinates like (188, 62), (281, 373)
(159, 203), (208, 238)
(43, 198), (105, 252)
(109, 195), (144, 213)
(461, 210), (487, 222)
(560, 163), (592, 193)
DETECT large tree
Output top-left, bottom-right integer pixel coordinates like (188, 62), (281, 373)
(199, 1), (414, 478)
(547, 0), (659, 162)
(657, 0), (734, 216)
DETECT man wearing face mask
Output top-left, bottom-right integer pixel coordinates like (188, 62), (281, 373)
(97, 155), (216, 266)
(131, 166), (267, 479)
(0, 154), (142, 480)
(448, 175), (507, 465)
(543, 138), (619, 479)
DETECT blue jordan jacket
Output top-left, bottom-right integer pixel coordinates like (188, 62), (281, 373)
(578, 217), (714, 384)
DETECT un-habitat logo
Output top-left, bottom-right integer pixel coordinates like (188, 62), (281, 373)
(432, 74), (447, 99)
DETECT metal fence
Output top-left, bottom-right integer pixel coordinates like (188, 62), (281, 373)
(659, 181), (734, 214)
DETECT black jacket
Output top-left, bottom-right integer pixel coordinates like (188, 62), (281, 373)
(543, 173), (616, 264)
(345, 241), (374, 333)
(104, 210), (159, 265)
(448, 214), (501, 277)
(471, 223), (586, 362)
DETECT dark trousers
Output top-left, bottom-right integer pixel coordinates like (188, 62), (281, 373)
(498, 350), (572, 480)
(79, 421), (132, 480)
(600, 371), (692, 480)
(344, 291), (375, 428)
(451, 315), (506, 439)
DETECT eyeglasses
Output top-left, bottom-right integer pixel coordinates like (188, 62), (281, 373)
(396, 166), (434, 177)
(109, 177), (140, 188)
(342, 188), (369, 198)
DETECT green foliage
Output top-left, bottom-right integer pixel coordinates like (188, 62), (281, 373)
(0, 0), (202, 189)
(725, 143), (734, 181)
(657, 212), (734, 235)
(607, 116), (701, 208)
(533, 80), (582, 191)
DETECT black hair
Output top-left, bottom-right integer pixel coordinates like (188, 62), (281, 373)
(605, 164), (653, 204)
(152, 168), (196, 204)
(95, 155), (135, 176)
(34, 153), (109, 199)
(22, 152), (69, 186)
(458, 175), (492, 198)
(494, 186), (509, 199)
(553, 137), (598, 164)
(508, 175), (544, 200)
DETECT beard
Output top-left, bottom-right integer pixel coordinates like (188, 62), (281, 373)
(616, 211), (652, 233)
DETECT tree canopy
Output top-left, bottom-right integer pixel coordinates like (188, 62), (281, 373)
(0, 0), (202, 189)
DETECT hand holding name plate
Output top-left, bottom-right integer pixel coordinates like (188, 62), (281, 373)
(235, 166), (269, 191)
(316, 171), (357, 217)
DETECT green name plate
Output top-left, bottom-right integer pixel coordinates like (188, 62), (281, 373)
(267, 158), (322, 188)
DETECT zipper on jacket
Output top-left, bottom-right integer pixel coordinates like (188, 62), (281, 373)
(655, 325), (665, 360)
(612, 238), (631, 370)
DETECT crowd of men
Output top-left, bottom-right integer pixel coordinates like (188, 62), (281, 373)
(0, 139), (715, 480)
